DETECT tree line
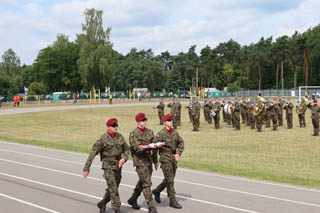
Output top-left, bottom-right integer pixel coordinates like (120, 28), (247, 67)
(1, 8), (320, 96)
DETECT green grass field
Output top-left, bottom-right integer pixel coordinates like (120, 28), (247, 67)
(0, 104), (319, 189)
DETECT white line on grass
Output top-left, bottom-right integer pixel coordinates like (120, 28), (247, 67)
(0, 192), (60, 213)
(0, 158), (260, 213)
(0, 172), (148, 212)
(1, 140), (320, 194)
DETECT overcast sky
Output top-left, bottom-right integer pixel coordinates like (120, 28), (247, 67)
(0, 0), (319, 65)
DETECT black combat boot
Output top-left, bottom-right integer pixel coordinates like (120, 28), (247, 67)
(113, 209), (121, 213)
(127, 197), (140, 210)
(97, 199), (107, 213)
(170, 200), (182, 209)
(152, 189), (161, 203)
(148, 207), (158, 213)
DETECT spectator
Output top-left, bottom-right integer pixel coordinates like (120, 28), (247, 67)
(73, 92), (77, 104)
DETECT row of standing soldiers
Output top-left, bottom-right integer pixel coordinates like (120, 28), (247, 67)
(157, 96), (320, 136)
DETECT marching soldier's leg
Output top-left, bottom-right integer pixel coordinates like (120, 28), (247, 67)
(177, 113), (181, 126)
(138, 166), (155, 209)
(153, 179), (167, 203)
(302, 114), (306, 127)
(104, 169), (121, 212)
(128, 179), (142, 210)
(289, 114), (293, 129)
(246, 112), (250, 126)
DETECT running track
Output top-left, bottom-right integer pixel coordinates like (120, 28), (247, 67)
(0, 103), (319, 213)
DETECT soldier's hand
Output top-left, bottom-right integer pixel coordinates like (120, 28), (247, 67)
(175, 154), (180, 162)
(83, 171), (89, 179)
(119, 159), (126, 168)
(154, 162), (159, 170)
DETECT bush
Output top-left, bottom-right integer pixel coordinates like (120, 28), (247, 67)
(28, 82), (47, 95)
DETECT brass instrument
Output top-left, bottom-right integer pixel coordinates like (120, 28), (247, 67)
(253, 96), (265, 116)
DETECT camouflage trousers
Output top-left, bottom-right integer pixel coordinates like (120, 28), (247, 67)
(192, 114), (200, 131)
(188, 110), (193, 123)
(176, 113), (181, 126)
(131, 165), (154, 208)
(154, 161), (177, 201)
(298, 114), (306, 127)
(270, 114), (278, 130)
(214, 114), (220, 129)
(286, 113), (293, 129)
(278, 113), (283, 126)
(234, 112), (240, 130)
(255, 115), (263, 131)
(158, 112), (164, 125)
(102, 168), (122, 211)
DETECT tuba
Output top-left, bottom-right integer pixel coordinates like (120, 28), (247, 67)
(253, 96), (265, 116)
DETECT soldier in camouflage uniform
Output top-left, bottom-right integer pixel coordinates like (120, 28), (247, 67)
(191, 97), (201, 131)
(265, 98), (278, 131)
(306, 99), (320, 136)
(175, 99), (182, 126)
(240, 98), (247, 124)
(283, 98), (294, 129)
(167, 99), (177, 129)
(222, 98), (227, 122)
(156, 98), (165, 125)
(203, 98), (210, 122)
(277, 96), (284, 126)
(233, 98), (241, 130)
(296, 101), (307, 127)
(127, 113), (161, 213)
(207, 98), (214, 124)
(83, 118), (129, 213)
(264, 98), (271, 128)
(152, 114), (184, 209)
(212, 99), (221, 129)
(187, 99), (194, 123)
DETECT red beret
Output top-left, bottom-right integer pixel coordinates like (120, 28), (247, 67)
(106, 118), (118, 126)
(135, 113), (146, 122)
(314, 99), (318, 103)
(162, 114), (172, 122)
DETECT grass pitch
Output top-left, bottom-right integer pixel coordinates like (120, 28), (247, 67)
(0, 104), (319, 189)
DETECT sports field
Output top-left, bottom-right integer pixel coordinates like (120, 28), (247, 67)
(0, 102), (319, 189)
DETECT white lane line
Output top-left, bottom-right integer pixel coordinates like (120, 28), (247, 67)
(2, 140), (320, 194)
(0, 192), (60, 213)
(0, 158), (260, 213)
(1, 148), (320, 208)
(0, 172), (148, 212)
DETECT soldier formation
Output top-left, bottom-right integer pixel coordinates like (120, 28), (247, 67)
(187, 95), (320, 136)
(83, 112), (184, 213)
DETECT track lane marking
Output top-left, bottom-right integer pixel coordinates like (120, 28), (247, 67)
(0, 148), (319, 208)
(1, 140), (319, 194)
(0, 158), (260, 213)
(0, 192), (60, 213)
(0, 172), (148, 212)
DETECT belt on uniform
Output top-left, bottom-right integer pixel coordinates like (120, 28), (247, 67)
(161, 150), (176, 155)
(104, 156), (120, 160)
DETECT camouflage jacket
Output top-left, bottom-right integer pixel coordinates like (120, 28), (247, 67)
(283, 103), (294, 115)
(155, 128), (184, 163)
(175, 102), (182, 115)
(266, 103), (277, 116)
(167, 103), (176, 115)
(83, 132), (129, 172)
(192, 102), (201, 116)
(129, 127), (158, 167)
(233, 102), (241, 113)
(157, 102), (165, 113)
(307, 104), (320, 120)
